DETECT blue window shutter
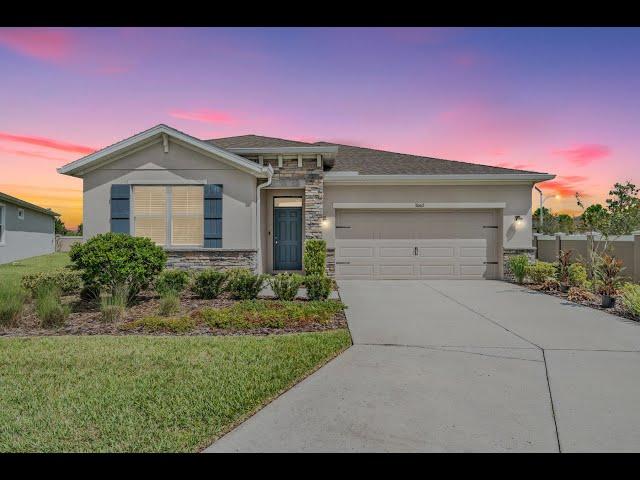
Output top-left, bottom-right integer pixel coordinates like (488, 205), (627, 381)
(110, 184), (130, 234)
(204, 184), (222, 248)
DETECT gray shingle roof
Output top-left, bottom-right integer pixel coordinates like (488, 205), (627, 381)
(207, 134), (547, 176)
(208, 135), (316, 149)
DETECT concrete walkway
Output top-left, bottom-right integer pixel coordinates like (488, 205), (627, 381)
(206, 280), (640, 452)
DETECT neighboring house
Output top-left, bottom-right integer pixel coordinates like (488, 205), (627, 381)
(58, 124), (555, 280)
(0, 192), (58, 265)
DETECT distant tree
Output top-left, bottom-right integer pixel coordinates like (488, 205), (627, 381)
(532, 207), (554, 233)
(76, 223), (83, 236)
(580, 204), (609, 233)
(55, 218), (67, 235)
(605, 181), (640, 235)
(556, 214), (575, 234)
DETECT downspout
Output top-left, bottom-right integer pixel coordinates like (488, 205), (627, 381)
(255, 165), (274, 273)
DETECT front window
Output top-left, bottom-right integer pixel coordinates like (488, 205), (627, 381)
(133, 185), (203, 247)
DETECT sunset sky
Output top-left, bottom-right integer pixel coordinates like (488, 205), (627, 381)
(1, 27), (639, 230)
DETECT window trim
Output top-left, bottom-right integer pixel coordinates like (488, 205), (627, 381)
(131, 185), (204, 248)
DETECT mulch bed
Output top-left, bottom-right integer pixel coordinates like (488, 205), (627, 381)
(521, 283), (640, 323)
(0, 292), (347, 338)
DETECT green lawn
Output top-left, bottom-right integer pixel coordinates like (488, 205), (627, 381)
(0, 330), (351, 452)
(0, 253), (70, 286)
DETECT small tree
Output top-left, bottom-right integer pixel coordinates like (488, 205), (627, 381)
(76, 223), (83, 236)
(55, 217), (67, 235)
(556, 214), (576, 234)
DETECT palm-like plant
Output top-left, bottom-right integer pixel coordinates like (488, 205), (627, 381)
(593, 253), (624, 297)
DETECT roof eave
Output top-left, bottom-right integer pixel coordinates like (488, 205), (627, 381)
(324, 172), (556, 185)
(0, 192), (60, 217)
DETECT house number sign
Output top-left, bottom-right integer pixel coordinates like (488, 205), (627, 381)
(415, 202), (425, 208)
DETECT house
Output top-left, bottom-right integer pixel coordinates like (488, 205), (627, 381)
(0, 192), (59, 265)
(58, 124), (554, 280)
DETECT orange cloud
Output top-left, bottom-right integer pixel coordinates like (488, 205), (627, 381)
(539, 175), (588, 197)
(0, 132), (95, 155)
(170, 109), (236, 124)
(553, 144), (611, 166)
(0, 28), (73, 62)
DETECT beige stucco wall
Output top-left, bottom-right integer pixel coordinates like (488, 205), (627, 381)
(82, 139), (257, 248)
(322, 184), (534, 250)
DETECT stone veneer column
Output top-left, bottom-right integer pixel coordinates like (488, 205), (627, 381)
(304, 171), (324, 239)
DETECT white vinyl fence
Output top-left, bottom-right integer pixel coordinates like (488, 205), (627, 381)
(533, 232), (640, 282)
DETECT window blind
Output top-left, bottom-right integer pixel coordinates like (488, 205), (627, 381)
(171, 186), (204, 246)
(134, 186), (167, 245)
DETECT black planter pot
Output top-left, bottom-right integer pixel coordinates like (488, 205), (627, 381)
(560, 284), (569, 293)
(601, 295), (616, 308)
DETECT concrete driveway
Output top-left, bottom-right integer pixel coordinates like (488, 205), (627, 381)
(206, 280), (640, 452)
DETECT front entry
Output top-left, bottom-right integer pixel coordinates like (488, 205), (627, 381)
(274, 206), (303, 270)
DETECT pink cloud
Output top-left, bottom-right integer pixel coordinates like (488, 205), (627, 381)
(0, 28), (73, 62)
(170, 109), (236, 125)
(0, 146), (67, 162)
(539, 175), (588, 197)
(0, 132), (95, 155)
(553, 144), (611, 166)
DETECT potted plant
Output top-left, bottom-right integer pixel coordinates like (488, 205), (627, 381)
(556, 250), (573, 293)
(593, 253), (624, 308)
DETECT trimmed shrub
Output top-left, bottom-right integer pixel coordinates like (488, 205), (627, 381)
(225, 268), (268, 300)
(199, 300), (344, 329)
(69, 233), (166, 301)
(0, 283), (26, 327)
(155, 269), (190, 296)
(120, 316), (195, 334)
(620, 283), (640, 317)
(303, 239), (327, 276)
(507, 254), (529, 284)
(527, 261), (556, 284)
(21, 269), (82, 297)
(35, 284), (70, 327)
(192, 269), (228, 299)
(568, 263), (588, 288)
(305, 274), (333, 301)
(100, 284), (127, 322)
(158, 291), (180, 317)
(269, 273), (303, 301)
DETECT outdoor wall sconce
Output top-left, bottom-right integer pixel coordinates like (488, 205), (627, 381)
(514, 215), (523, 224)
(321, 216), (330, 228)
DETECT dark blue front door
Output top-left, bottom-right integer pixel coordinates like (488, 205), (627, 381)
(274, 207), (302, 270)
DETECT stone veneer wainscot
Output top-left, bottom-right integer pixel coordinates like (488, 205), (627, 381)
(166, 249), (257, 271)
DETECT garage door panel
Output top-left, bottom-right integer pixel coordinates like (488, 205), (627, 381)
(337, 246), (374, 258)
(336, 263), (374, 278)
(334, 210), (500, 280)
(379, 246), (415, 257)
(418, 264), (456, 276)
(460, 246), (487, 257)
(460, 264), (488, 276)
(418, 246), (455, 257)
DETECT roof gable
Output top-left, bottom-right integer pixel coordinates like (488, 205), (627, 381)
(58, 125), (271, 178)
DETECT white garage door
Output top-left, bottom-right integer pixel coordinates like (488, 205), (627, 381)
(334, 210), (500, 280)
